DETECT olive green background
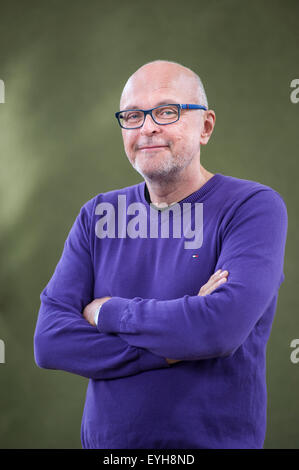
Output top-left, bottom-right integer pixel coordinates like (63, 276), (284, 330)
(0, 0), (298, 449)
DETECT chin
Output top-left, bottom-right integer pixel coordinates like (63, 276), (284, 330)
(134, 160), (183, 181)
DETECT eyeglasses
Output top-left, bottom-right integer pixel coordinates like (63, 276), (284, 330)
(115, 103), (207, 129)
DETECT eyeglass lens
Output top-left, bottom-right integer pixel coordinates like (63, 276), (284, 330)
(119, 105), (179, 128)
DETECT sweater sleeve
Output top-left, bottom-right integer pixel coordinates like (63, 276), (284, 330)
(97, 189), (288, 360)
(33, 201), (170, 379)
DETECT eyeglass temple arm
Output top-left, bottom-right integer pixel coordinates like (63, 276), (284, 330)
(115, 104), (207, 118)
(180, 104), (207, 110)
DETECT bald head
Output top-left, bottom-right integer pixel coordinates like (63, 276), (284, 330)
(120, 60), (208, 110)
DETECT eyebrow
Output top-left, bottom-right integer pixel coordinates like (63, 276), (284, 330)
(121, 100), (180, 111)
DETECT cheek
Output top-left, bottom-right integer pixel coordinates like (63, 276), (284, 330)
(171, 131), (199, 158)
(172, 133), (188, 152)
(123, 135), (136, 156)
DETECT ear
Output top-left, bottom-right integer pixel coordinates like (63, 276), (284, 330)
(200, 110), (216, 145)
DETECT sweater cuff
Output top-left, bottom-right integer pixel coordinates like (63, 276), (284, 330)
(97, 296), (131, 333)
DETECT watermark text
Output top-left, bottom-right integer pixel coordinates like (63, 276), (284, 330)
(0, 339), (5, 363)
(0, 79), (4, 103)
(290, 339), (299, 364)
(290, 79), (299, 104)
(95, 196), (203, 249)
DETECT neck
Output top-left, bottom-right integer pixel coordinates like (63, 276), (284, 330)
(145, 164), (214, 206)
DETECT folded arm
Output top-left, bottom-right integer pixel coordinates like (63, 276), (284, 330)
(33, 202), (170, 380)
(97, 190), (288, 360)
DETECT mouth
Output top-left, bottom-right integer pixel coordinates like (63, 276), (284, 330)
(138, 145), (168, 151)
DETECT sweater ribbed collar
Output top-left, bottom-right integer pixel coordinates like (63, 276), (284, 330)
(139, 173), (224, 208)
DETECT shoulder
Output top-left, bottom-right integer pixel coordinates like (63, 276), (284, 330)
(215, 174), (288, 243)
(218, 173), (287, 214)
(78, 181), (143, 217)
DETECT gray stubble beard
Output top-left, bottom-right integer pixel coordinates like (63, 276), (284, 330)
(132, 150), (194, 184)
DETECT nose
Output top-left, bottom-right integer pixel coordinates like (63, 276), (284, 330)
(140, 113), (162, 135)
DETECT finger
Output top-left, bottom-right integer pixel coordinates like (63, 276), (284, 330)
(213, 269), (222, 276)
(204, 276), (227, 295)
(209, 270), (228, 284)
(198, 270), (228, 295)
(200, 276), (227, 296)
(210, 269), (222, 281)
(205, 270), (228, 290)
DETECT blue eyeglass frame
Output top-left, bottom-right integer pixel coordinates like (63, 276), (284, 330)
(115, 103), (207, 129)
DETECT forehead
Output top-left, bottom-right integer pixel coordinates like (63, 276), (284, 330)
(120, 68), (198, 109)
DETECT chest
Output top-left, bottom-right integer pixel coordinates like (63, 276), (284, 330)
(92, 225), (220, 300)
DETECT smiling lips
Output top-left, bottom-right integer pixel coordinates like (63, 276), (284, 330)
(139, 145), (168, 151)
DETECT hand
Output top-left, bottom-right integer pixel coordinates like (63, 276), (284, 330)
(198, 269), (228, 296)
(165, 358), (182, 365)
(82, 296), (111, 326)
(165, 269), (229, 364)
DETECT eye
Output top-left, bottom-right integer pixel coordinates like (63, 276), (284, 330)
(155, 106), (178, 118)
(125, 111), (143, 121)
(161, 108), (175, 116)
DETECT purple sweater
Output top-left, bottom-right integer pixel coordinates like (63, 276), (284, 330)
(34, 173), (288, 449)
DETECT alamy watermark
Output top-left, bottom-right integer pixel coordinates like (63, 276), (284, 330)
(0, 79), (4, 103)
(290, 339), (299, 364)
(0, 339), (5, 363)
(95, 195), (203, 249)
(290, 79), (299, 104)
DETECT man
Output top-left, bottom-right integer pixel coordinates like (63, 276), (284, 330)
(34, 60), (288, 449)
